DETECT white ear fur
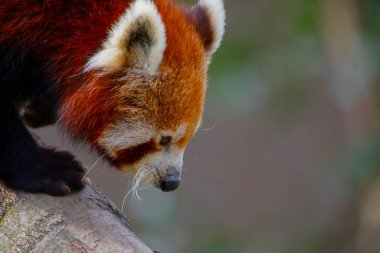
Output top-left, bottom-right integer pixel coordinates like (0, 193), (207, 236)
(85, 0), (166, 74)
(198, 0), (226, 55)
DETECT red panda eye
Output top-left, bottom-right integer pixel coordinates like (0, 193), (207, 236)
(159, 136), (172, 146)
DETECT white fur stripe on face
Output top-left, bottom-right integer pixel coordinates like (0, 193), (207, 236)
(98, 122), (188, 158)
(140, 147), (184, 173)
(198, 0), (226, 55)
(85, 0), (166, 74)
(97, 122), (155, 157)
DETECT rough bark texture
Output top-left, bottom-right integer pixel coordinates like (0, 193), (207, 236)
(0, 182), (154, 253)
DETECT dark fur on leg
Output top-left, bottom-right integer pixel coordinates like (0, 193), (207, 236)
(0, 106), (85, 196)
(0, 45), (85, 196)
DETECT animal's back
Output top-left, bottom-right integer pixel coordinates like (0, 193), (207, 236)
(0, 0), (131, 92)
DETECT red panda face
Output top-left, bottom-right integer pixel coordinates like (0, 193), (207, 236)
(60, 0), (225, 192)
(95, 67), (206, 190)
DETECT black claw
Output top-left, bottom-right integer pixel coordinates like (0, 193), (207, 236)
(45, 181), (72, 196)
(9, 148), (86, 196)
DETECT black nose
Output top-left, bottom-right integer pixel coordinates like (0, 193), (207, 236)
(160, 175), (180, 192)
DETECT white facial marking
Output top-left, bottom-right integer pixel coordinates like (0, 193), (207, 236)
(85, 0), (166, 74)
(121, 147), (185, 178)
(198, 0), (226, 55)
(106, 124), (186, 175)
(97, 122), (154, 157)
(128, 125), (187, 178)
(98, 123), (188, 159)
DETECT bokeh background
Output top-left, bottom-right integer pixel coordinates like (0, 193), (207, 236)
(34, 0), (380, 252)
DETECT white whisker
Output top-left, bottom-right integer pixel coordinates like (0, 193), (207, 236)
(121, 166), (150, 214)
(202, 119), (219, 131)
(121, 172), (141, 214)
(132, 168), (153, 203)
(132, 172), (144, 202)
(121, 183), (137, 215)
(82, 154), (105, 181)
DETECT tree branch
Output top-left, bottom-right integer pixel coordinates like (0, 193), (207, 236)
(0, 182), (154, 253)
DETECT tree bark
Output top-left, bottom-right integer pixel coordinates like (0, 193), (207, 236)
(0, 182), (154, 253)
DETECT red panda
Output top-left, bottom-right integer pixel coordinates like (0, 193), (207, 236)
(0, 0), (225, 196)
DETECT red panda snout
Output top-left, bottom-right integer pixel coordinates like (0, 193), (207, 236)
(97, 121), (187, 190)
(115, 146), (184, 191)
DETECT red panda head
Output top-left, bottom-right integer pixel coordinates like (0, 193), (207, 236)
(60, 0), (225, 192)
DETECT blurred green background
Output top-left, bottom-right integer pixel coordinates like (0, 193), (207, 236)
(36, 0), (380, 252)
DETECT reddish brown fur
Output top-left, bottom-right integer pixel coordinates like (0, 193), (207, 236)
(0, 0), (213, 166)
(179, 4), (215, 54)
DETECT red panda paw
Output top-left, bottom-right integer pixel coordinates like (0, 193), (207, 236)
(10, 148), (86, 196)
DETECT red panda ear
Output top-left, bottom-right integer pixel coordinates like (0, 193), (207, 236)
(85, 0), (166, 74)
(181, 0), (226, 57)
